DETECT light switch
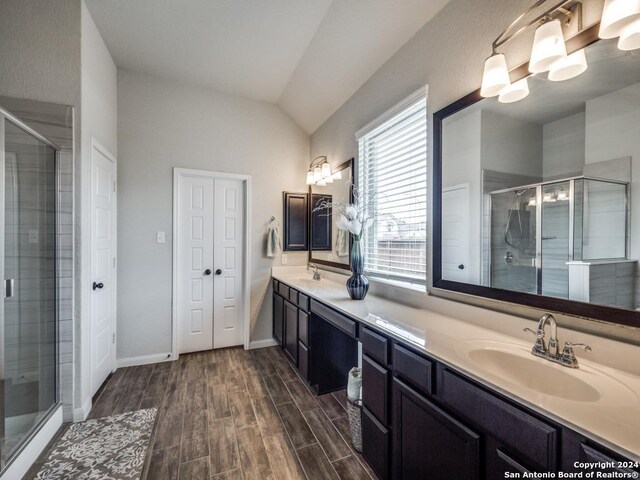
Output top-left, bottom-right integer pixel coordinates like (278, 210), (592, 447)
(157, 231), (166, 244)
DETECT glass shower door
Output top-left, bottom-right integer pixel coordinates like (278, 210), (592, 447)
(1, 117), (57, 467)
(541, 181), (571, 299)
(490, 187), (538, 294)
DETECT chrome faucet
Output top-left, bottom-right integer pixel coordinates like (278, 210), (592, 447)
(524, 313), (591, 368)
(308, 263), (321, 281)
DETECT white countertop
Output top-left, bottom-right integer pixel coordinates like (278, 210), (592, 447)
(272, 267), (640, 461)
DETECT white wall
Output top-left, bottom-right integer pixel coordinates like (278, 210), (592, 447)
(79, 0), (118, 418)
(543, 112), (585, 180)
(117, 70), (309, 361)
(309, 0), (640, 342)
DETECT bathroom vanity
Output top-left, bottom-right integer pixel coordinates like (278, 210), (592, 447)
(271, 269), (640, 480)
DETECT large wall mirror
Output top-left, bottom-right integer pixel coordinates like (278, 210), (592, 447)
(434, 27), (640, 327)
(309, 159), (354, 270)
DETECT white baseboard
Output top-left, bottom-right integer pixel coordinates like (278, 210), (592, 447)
(248, 338), (277, 349)
(1, 406), (63, 480)
(73, 396), (92, 422)
(116, 353), (173, 368)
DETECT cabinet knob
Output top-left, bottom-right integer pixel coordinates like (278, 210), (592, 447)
(215, 269), (222, 275)
(458, 264), (465, 270)
(204, 269), (212, 275)
(92, 282), (104, 291)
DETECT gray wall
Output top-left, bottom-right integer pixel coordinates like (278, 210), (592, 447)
(117, 70), (309, 360)
(309, 0), (640, 341)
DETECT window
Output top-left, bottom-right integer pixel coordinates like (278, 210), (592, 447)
(357, 90), (427, 286)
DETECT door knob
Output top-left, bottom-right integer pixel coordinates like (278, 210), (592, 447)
(92, 282), (104, 291)
(458, 264), (465, 270)
(215, 269), (222, 275)
(204, 269), (212, 275)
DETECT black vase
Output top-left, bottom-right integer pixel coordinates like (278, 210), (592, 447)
(346, 237), (369, 300)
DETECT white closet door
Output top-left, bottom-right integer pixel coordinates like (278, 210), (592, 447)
(177, 175), (214, 353)
(213, 178), (244, 348)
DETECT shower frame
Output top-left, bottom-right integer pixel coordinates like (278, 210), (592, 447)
(489, 175), (629, 295)
(0, 105), (61, 471)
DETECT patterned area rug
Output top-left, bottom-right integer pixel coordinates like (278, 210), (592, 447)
(35, 408), (157, 480)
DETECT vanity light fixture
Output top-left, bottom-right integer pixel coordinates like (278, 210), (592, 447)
(529, 19), (568, 73)
(528, 197), (538, 207)
(599, 0), (640, 39)
(481, 0), (590, 103)
(557, 190), (569, 201)
(306, 155), (334, 186)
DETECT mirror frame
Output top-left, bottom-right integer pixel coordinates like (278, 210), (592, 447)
(308, 158), (354, 271)
(433, 23), (640, 329)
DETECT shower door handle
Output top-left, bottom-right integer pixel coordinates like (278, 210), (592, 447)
(4, 279), (14, 298)
(92, 282), (104, 291)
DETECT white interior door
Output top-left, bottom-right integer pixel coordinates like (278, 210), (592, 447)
(91, 143), (117, 396)
(177, 175), (214, 354)
(213, 179), (245, 348)
(442, 184), (470, 283)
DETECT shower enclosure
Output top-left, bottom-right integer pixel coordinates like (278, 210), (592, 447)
(0, 108), (58, 469)
(489, 176), (628, 298)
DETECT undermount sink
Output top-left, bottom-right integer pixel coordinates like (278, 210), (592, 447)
(457, 340), (637, 406)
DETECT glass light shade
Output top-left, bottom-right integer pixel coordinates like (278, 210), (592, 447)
(480, 54), (511, 97)
(313, 166), (322, 182)
(498, 78), (530, 103)
(599, 0), (640, 39)
(528, 197), (537, 207)
(618, 18), (640, 50)
(306, 171), (314, 185)
(529, 20), (567, 73)
(316, 178), (326, 187)
(543, 192), (556, 203)
(321, 162), (332, 178)
(548, 49), (588, 81)
(557, 190), (569, 201)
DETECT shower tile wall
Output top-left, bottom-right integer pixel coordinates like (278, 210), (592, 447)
(482, 170), (540, 287)
(1, 96), (74, 420)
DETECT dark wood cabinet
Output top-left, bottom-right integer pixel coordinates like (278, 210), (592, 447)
(273, 292), (283, 346)
(362, 354), (389, 425)
(362, 406), (390, 480)
(393, 378), (480, 480)
(271, 277), (640, 479)
(282, 192), (308, 251)
(284, 300), (298, 364)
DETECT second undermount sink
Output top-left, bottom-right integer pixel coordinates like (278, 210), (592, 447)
(457, 341), (637, 406)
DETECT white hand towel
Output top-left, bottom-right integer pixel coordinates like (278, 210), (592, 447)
(347, 367), (362, 402)
(336, 228), (349, 257)
(267, 224), (281, 258)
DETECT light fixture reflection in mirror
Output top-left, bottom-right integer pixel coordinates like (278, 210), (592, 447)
(548, 49), (588, 82)
(618, 18), (640, 50)
(498, 78), (530, 103)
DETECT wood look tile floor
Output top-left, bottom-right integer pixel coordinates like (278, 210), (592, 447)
(88, 346), (376, 480)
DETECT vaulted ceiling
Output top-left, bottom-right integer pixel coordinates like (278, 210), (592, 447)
(85, 0), (450, 133)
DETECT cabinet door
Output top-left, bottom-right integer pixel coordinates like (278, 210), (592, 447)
(393, 378), (480, 480)
(362, 354), (389, 425)
(362, 407), (389, 480)
(273, 293), (284, 346)
(284, 301), (298, 365)
(283, 192), (308, 251)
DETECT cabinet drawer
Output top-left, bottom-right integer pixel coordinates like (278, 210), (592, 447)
(393, 343), (433, 396)
(297, 292), (310, 312)
(440, 368), (557, 470)
(311, 299), (357, 338)
(298, 311), (309, 346)
(362, 354), (389, 425)
(361, 327), (388, 366)
(362, 407), (389, 480)
(288, 288), (298, 304)
(273, 279), (279, 291)
(278, 282), (290, 299)
(298, 341), (309, 381)
(579, 444), (639, 475)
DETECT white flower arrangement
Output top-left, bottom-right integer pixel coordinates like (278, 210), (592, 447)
(313, 184), (375, 240)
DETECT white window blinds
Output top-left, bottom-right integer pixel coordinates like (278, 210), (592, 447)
(357, 93), (427, 285)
